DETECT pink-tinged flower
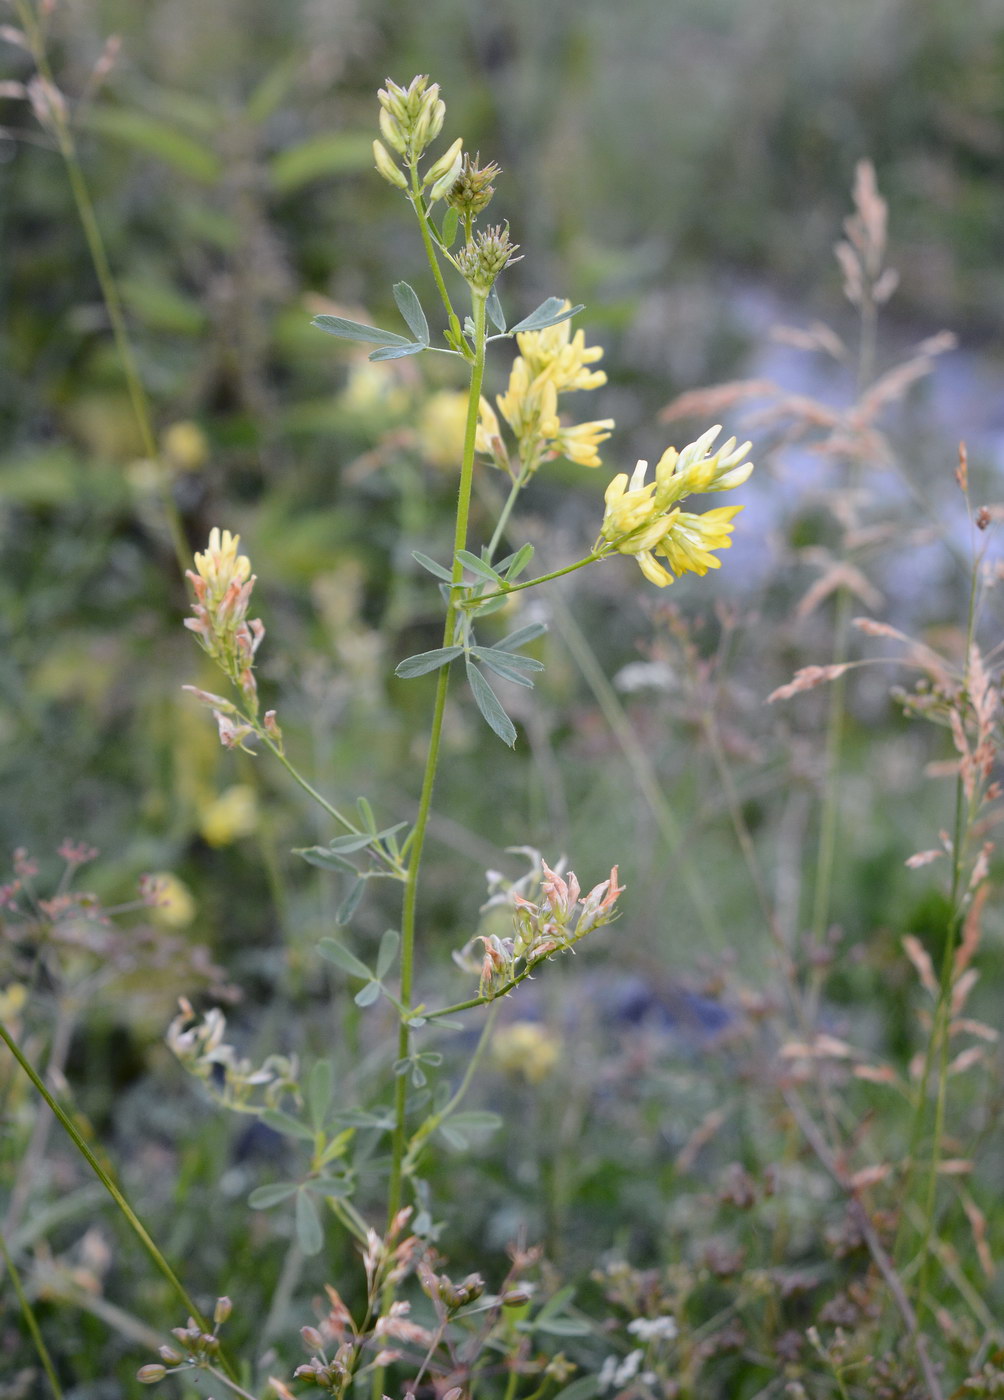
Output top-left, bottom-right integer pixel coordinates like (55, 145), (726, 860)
(185, 528), (266, 719)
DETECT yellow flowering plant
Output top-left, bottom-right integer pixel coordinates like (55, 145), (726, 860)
(153, 72), (754, 1398)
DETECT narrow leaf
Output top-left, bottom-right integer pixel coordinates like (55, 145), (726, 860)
(294, 845), (356, 873)
(440, 206), (459, 249)
(354, 980), (381, 1007)
(377, 928), (401, 980)
(326, 832), (379, 853)
(248, 1181), (300, 1209)
(470, 650), (535, 688)
(531, 1318), (592, 1338)
(334, 1109), (394, 1129)
(356, 796), (377, 832)
(368, 342), (426, 361)
(305, 1175), (353, 1199)
(504, 543), (535, 580)
(447, 1110), (503, 1131)
(439, 1124), (468, 1150)
(261, 1109), (315, 1142)
(311, 314), (411, 347)
(269, 131), (373, 193)
(317, 938), (373, 980)
(473, 646), (545, 673)
(295, 1189), (324, 1255)
(337, 879), (366, 925)
(393, 281), (430, 344)
(412, 551), (454, 582)
(78, 106), (223, 182)
(395, 646), (463, 678)
(486, 285), (507, 331)
(466, 661), (517, 747)
(307, 1059), (335, 1130)
(456, 550), (504, 584)
(498, 621), (547, 651)
(509, 298), (584, 335)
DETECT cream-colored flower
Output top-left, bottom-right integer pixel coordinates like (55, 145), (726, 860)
(516, 306), (607, 393)
(199, 784), (259, 847)
(417, 391), (468, 470)
(600, 427), (753, 588)
(146, 872), (197, 928)
(191, 528), (250, 599)
(552, 418), (615, 469)
(496, 357), (560, 443)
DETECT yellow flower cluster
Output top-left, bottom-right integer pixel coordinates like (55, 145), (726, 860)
(600, 426), (754, 588)
(476, 306), (614, 476)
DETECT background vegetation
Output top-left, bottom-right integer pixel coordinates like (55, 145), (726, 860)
(2, 0), (1004, 1396)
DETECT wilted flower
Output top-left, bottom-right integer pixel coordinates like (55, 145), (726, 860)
(457, 857), (625, 998)
(600, 426), (753, 587)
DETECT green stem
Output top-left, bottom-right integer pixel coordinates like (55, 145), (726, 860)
(386, 290), (488, 1228)
(467, 551), (605, 607)
(408, 161), (459, 335)
(910, 553), (981, 1320)
(15, 0), (189, 578)
(0, 1020), (217, 1351)
(202, 1366), (261, 1400)
(486, 470), (529, 562)
(403, 1002), (500, 1174)
(0, 1228), (64, 1399)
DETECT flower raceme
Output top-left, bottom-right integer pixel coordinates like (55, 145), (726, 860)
(599, 426), (754, 587)
(185, 528), (264, 707)
(465, 859), (625, 999)
(479, 303), (614, 476)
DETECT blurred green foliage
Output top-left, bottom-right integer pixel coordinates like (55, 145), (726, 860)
(2, 0), (1004, 1392)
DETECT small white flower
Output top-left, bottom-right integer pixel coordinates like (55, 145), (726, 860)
(627, 1315), (678, 1343)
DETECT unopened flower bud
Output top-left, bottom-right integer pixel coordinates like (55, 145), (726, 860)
(214, 1296), (232, 1326)
(373, 139), (407, 189)
(378, 104), (408, 155)
(423, 136), (463, 192)
(502, 1289), (532, 1306)
(158, 1345), (183, 1364)
(137, 1364), (168, 1383)
(301, 1325), (325, 1352)
(455, 224), (521, 292)
(447, 154), (502, 218)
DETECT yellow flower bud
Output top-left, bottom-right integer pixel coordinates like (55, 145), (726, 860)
(373, 139), (407, 189)
(423, 136), (463, 191)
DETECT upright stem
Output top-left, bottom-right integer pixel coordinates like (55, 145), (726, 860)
(0, 1228), (64, 1399)
(386, 291), (488, 1226)
(0, 1020), (238, 1375)
(15, 0), (189, 577)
